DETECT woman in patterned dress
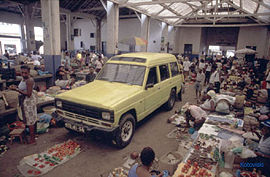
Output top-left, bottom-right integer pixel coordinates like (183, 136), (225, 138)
(10, 65), (38, 144)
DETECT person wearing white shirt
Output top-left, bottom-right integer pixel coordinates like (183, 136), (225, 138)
(95, 56), (104, 73)
(183, 57), (191, 80)
(205, 61), (212, 85)
(198, 59), (206, 70)
(31, 51), (42, 66)
(32, 51), (41, 66)
(210, 67), (221, 93)
(195, 69), (205, 99)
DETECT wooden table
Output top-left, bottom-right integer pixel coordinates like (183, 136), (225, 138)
(0, 97), (55, 126)
(0, 74), (53, 90)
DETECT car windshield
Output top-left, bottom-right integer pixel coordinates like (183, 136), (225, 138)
(96, 63), (146, 86)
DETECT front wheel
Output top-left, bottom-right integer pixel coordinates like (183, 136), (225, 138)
(165, 89), (176, 111)
(113, 113), (135, 148)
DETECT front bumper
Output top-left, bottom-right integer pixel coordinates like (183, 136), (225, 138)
(56, 109), (118, 133)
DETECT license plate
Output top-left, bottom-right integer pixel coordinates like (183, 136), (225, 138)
(65, 123), (85, 133)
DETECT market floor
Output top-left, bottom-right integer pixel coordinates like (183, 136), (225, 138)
(0, 83), (198, 177)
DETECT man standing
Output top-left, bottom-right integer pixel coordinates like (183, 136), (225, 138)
(204, 61), (212, 85)
(183, 57), (191, 81)
(195, 69), (205, 99)
(31, 51), (41, 66)
(4, 50), (9, 59)
(210, 67), (221, 93)
(95, 55), (104, 73)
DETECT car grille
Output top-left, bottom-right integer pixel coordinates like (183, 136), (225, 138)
(62, 100), (100, 118)
(64, 111), (100, 125)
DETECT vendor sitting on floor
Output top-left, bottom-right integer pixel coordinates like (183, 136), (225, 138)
(55, 66), (75, 89)
(128, 147), (164, 177)
(200, 90), (216, 111)
(200, 84), (214, 103)
(85, 65), (96, 83)
(37, 64), (50, 76)
(241, 120), (270, 176)
(182, 103), (207, 130)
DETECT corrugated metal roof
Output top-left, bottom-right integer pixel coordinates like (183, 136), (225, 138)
(111, 0), (270, 26)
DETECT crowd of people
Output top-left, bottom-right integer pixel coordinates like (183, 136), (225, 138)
(178, 54), (270, 106)
(54, 50), (105, 88)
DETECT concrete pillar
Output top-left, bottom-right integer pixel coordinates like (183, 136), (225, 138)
(41, 0), (61, 81)
(65, 13), (74, 51)
(24, 4), (36, 52)
(20, 23), (27, 53)
(168, 25), (174, 53)
(161, 22), (168, 53)
(96, 18), (102, 53)
(173, 27), (180, 54)
(140, 14), (150, 52)
(106, 1), (119, 57)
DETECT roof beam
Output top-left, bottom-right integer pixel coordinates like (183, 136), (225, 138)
(176, 23), (269, 27)
(17, 4), (24, 16)
(255, 1), (260, 14)
(213, 0), (218, 25)
(160, 3), (183, 17)
(224, 0), (266, 24)
(185, 2), (200, 9)
(134, 11), (141, 22)
(31, 2), (38, 19)
(109, 0), (172, 25)
(174, 0), (212, 25)
(100, 0), (107, 13)
(122, 0), (207, 6)
(250, 0), (270, 10)
(160, 12), (270, 18)
(78, 7), (105, 12)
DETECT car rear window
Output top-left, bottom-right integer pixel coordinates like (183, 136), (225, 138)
(159, 64), (170, 81)
(170, 62), (180, 77)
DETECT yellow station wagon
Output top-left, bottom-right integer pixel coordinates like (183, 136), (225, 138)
(55, 53), (184, 148)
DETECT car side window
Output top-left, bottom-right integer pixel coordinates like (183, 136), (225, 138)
(170, 62), (180, 77)
(146, 67), (158, 85)
(159, 64), (170, 81)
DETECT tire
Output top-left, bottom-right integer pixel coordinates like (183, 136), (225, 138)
(165, 89), (176, 111)
(113, 113), (135, 148)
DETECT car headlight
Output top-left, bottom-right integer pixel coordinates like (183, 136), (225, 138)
(56, 100), (62, 108)
(102, 112), (111, 120)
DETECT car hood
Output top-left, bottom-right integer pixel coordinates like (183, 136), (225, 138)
(56, 80), (142, 109)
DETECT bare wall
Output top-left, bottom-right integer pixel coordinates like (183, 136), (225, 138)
(237, 26), (268, 58)
(177, 27), (202, 55)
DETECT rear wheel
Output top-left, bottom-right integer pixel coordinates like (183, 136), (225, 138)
(165, 89), (176, 111)
(113, 113), (135, 148)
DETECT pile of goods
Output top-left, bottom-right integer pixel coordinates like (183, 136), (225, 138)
(240, 170), (261, 177)
(173, 162), (214, 177)
(109, 167), (128, 177)
(47, 140), (80, 161)
(187, 134), (220, 171)
(18, 140), (81, 176)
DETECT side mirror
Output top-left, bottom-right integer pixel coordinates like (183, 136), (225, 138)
(145, 83), (154, 90)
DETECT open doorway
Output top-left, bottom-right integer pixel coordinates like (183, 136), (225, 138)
(209, 45), (235, 58)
